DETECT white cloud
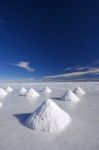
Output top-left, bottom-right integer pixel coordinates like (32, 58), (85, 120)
(44, 66), (99, 79)
(75, 66), (90, 71)
(11, 61), (35, 72)
(64, 66), (91, 72)
(64, 67), (72, 71)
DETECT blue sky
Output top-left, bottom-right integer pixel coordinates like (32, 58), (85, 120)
(0, 0), (99, 80)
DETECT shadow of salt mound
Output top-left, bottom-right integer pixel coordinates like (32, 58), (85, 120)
(51, 95), (67, 101)
(52, 97), (64, 101)
(14, 113), (32, 129)
(19, 95), (26, 97)
(37, 89), (43, 92)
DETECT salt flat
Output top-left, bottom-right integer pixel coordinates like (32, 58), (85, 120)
(0, 82), (99, 150)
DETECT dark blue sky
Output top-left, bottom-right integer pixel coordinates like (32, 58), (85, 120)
(0, 0), (99, 79)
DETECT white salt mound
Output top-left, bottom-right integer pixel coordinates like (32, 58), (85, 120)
(43, 86), (52, 94)
(0, 102), (2, 108)
(26, 88), (40, 98)
(0, 88), (8, 98)
(26, 99), (71, 132)
(73, 86), (86, 96)
(6, 86), (13, 93)
(63, 90), (80, 102)
(20, 87), (27, 96)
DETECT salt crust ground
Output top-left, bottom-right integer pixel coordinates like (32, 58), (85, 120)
(0, 82), (99, 150)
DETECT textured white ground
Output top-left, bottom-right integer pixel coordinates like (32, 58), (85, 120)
(0, 82), (99, 150)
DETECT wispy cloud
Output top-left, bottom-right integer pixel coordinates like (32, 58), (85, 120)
(64, 66), (91, 72)
(64, 67), (72, 71)
(10, 61), (35, 72)
(44, 65), (99, 79)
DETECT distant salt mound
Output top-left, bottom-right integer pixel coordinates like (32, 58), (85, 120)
(73, 87), (86, 97)
(43, 86), (52, 94)
(63, 90), (80, 102)
(6, 86), (13, 93)
(26, 99), (71, 132)
(20, 87), (27, 96)
(26, 88), (40, 98)
(0, 102), (2, 108)
(0, 88), (8, 98)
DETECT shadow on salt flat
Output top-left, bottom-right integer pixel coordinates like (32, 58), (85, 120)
(19, 95), (26, 97)
(14, 113), (32, 129)
(36, 89), (43, 92)
(51, 97), (64, 101)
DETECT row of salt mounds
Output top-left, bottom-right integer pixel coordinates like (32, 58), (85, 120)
(0, 88), (8, 98)
(26, 88), (40, 98)
(43, 86), (52, 94)
(26, 99), (71, 132)
(0, 102), (2, 108)
(63, 90), (80, 102)
(73, 86), (85, 97)
(6, 86), (13, 93)
(20, 87), (27, 96)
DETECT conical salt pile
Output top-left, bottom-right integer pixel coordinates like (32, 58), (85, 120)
(43, 86), (52, 94)
(26, 88), (40, 98)
(0, 102), (2, 108)
(0, 88), (8, 98)
(73, 86), (85, 96)
(6, 86), (13, 93)
(20, 87), (27, 96)
(26, 99), (71, 132)
(63, 90), (80, 102)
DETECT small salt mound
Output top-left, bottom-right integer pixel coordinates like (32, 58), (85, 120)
(26, 88), (40, 98)
(6, 86), (13, 93)
(63, 90), (80, 102)
(73, 86), (86, 96)
(20, 87), (27, 96)
(0, 102), (2, 108)
(26, 99), (71, 132)
(43, 86), (52, 94)
(0, 88), (8, 98)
